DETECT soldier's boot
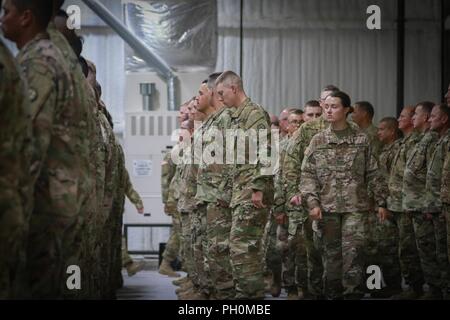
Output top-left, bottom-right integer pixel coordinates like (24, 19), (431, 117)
(175, 280), (194, 294)
(419, 286), (443, 300)
(391, 286), (424, 300)
(126, 260), (146, 277)
(159, 258), (181, 277)
(270, 272), (282, 297)
(287, 287), (298, 300)
(173, 276), (189, 286)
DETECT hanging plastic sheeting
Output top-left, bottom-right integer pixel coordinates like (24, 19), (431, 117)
(123, 0), (217, 73)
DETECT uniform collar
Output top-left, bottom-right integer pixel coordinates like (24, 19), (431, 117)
(324, 122), (357, 145)
(231, 97), (251, 118)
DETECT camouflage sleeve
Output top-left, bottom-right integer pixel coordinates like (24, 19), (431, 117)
(23, 61), (58, 182)
(441, 145), (450, 204)
(161, 152), (176, 204)
(299, 138), (321, 210)
(282, 131), (304, 203)
(123, 168), (144, 210)
(366, 143), (387, 208)
(248, 110), (273, 192)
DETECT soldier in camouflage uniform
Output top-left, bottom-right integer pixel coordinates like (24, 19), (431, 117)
(351, 101), (383, 296)
(300, 91), (387, 300)
(48, 2), (99, 299)
(216, 71), (274, 300)
(372, 117), (403, 298)
(402, 102), (443, 299)
(282, 86), (340, 299)
(273, 108), (309, 299)
(195, 72), (236, 299)
(0, 36), (33, 299)
(160, 146), (181, 277)
(423, 104), (450, 299)
(264, 108), (292, 298)
(2, 0), (85, 298)
(387, 106), (425, 299)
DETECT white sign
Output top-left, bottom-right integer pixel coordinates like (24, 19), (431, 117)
(133, 160), (152, 177)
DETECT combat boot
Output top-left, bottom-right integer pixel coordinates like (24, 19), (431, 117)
(419, 286), (443, 300)
(126, 260), (145, 277)
(270, 272), (282, 297)
(159, 258), (181, 277)
(173, 276), (189, 286)
(287, 287), (298, 300)
(175, 280), (194, 294)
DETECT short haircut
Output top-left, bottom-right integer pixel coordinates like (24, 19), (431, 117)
(289, 109), (304, 116)
(215, 70), (243, 90)
(13, 0), (54, 28)
(329, 91), (351, 109)
(380, 116), (402, 138)
(354, 101), (375, 119)
(79, 56), (89, 78)
(207, 72), (222, 90)
(322, 84), (339, 92)
(416, 101), (435, 115)
(436, 103), (450, 120)
(304, 100), (320, 108)
(201, 79), (208, 84)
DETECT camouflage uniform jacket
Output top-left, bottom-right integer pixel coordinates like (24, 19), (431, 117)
(300, 124), (386, 213)
(441, 138), (450, 205)
(17, 32), (81, 217)
(195, 107), (234, 205)
(402, 130), (438, 211)
(378, 140), (401, 182)
(387, 131), (421, 212)
(229, 98), (274, 208)
(425, 129), (450, 213)
(177, 133), (200, 213)
(161, 150), (176, 204)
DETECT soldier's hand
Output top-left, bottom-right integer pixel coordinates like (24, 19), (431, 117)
(275, 213), (287, 225)
(309, 207), (322, 220)
(290, 195), (302, 206)
(137, 207), (144, 214)
(252, 191), (266, 209)
(378, 207), (390, 222)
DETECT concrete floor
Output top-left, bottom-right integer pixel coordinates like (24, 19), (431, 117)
(116, 269), (287, 300)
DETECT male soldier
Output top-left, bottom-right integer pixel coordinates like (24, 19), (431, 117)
(423, 104), (450, 299)
(442, 105), (450, 267)
(159, 145), (181, 278)
(300, 91), (387, 300)
(402, 102), (442, 299)
(387, 105), (425, 299)
(263, 107), (295, 298)
(48, 1), (98, 299)
(373, 117), (403, 298)
(274, 106), (312, 299)
(177, 102), (209, 300)
(302, 100), (322, 122)
(283, 85), (339, 299)
(351, 101), (382, 295)
(216, 70), (274, 300)
(195, 72), (236, 299)
(0, 31), (32, 298)
(1, 0), (84, 298)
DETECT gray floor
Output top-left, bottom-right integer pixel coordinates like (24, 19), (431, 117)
(116, 268), (287, 300)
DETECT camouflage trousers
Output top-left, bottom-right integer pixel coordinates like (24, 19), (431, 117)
(230, 203), (268, 299)
(371, 215), (402, 294)
(285, 213), (308, 291)
(316, 212), (367, 299)
(412, 211), (448, 290)
(391, 212), (424, 289)
(445, 204), (450, 264)
(180, 211), (195, 281)
(263, 214), (283, 279)
(206, 202), (235, 299)
(163, 211), (181, 262)
(122, 236), (133, 266)
(191, 205), (210, 294)
(306, 217), (324, 298)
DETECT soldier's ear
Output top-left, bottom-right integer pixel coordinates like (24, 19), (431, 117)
(19, 9), (33, 27)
